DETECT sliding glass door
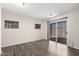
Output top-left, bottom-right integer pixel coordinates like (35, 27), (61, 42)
(49, 20), (67, 45)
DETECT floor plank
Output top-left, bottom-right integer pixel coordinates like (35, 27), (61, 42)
(1, 39), (79, 56)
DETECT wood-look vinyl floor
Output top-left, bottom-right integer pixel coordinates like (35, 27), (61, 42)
(1, 39), (79, 56)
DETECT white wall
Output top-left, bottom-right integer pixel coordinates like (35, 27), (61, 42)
(2, 10), (47, 47)
(48, 9), (79, 49)
(0, 5), (1, 53)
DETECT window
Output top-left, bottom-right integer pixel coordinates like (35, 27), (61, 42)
(35, 24), (41, 29)
(5, 20), (19, 29)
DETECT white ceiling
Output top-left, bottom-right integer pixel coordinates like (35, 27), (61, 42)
(1, 3), (79, 20)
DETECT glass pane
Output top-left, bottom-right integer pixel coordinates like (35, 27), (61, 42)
(50, 23), (56, 42)
(57, 21), (67, 44)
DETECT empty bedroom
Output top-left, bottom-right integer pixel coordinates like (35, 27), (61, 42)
(0, 3), (79, 56)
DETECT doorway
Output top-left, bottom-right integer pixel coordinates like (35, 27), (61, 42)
(48, 18), (67, 45)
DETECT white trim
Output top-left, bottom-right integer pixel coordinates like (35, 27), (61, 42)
(0, 5), (1, 54)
